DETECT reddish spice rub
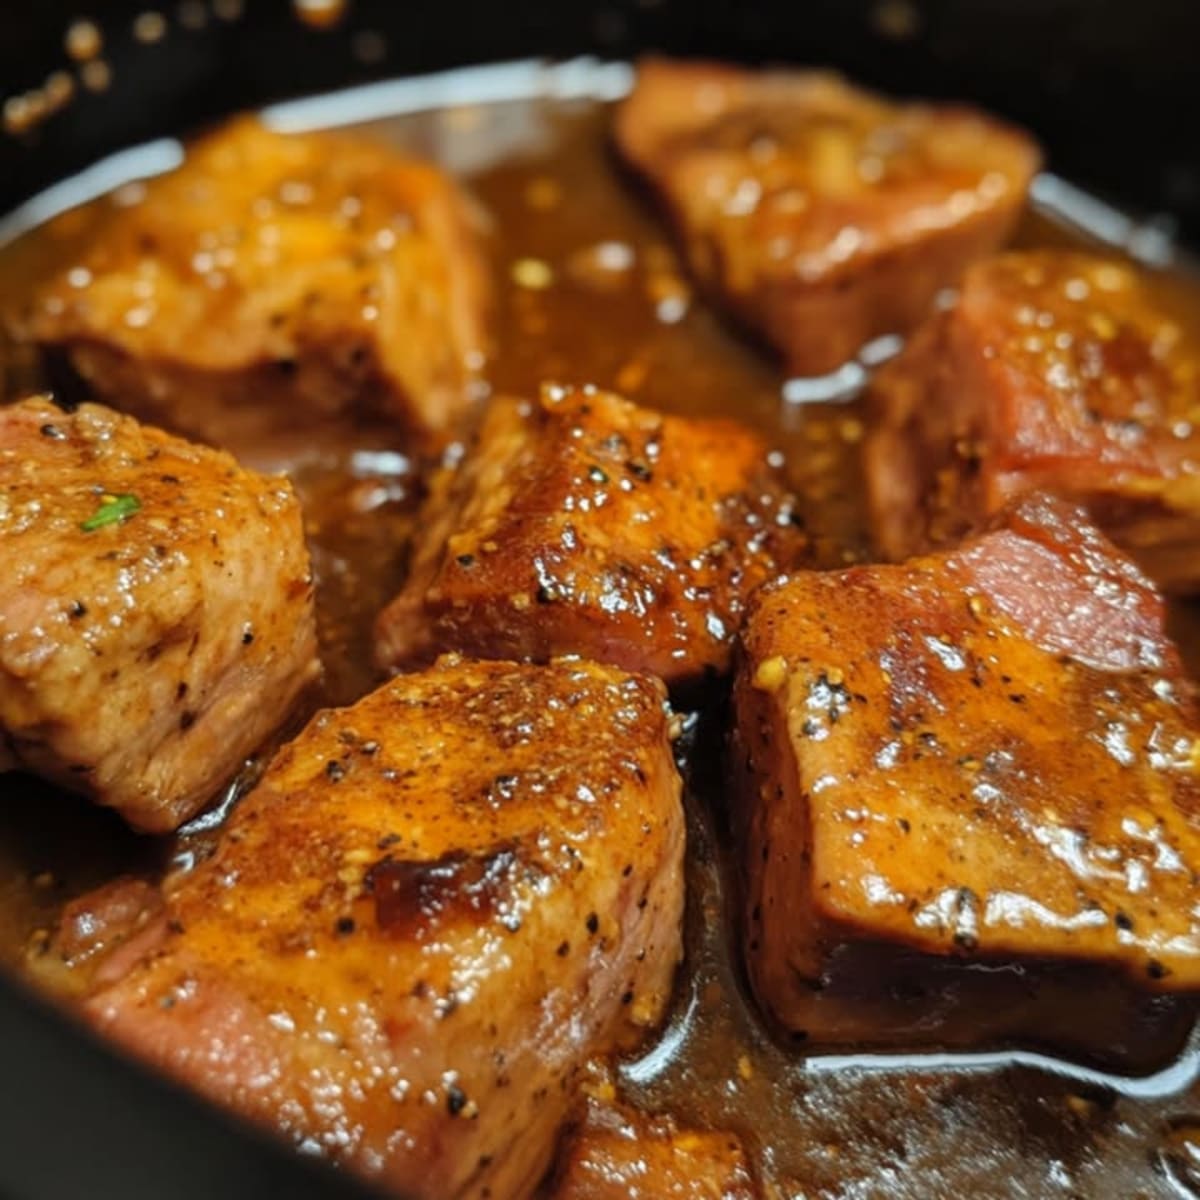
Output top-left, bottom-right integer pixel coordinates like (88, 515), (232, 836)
(866, 250), (1200, 591)
(375, 384), (805, 690)
(83, 655), (686, 1200)
(615, 58), (1039, 376)
(732, 495), (1200, 1059)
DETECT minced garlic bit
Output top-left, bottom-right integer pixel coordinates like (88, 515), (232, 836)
(511, 258), (555, 290)
(753, 655), (789, 693)
(580, 1075), (617, 1104)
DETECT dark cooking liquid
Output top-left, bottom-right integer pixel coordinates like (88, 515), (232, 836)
(4, 72), (1200, 1199)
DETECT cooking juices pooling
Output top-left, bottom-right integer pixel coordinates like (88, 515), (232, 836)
(3, 64), (1200, 1198)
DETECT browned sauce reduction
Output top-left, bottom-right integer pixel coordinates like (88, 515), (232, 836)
(4, 75), (1200, 1198)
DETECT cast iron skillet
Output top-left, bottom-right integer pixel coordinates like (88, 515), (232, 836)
(1, 2), (1199, 1198)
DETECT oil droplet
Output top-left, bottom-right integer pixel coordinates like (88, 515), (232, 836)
(1160, 1117), (1200, 1197)
(65, 19), (103, 62)
(177, 0), (208, 29)
(511, 258), (555, 290)
(133, 11), (168, 43)
(3, 95), (40, 136)
(293, 0), (347, 29)
(80, 59), (113, 94)
(872, 0), (921, 40)
(43, 71), (75, 108)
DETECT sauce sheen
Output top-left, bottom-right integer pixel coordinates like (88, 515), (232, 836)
(3, 79), (1200, 1199)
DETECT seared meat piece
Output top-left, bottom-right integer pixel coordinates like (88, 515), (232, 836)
(732, 494), (1200, 1061)
(615, 59), (1039, 376)
(865, 251), (1200, 591)
(85, 655), (685, 1200)
(19, 116), (488, 449)
(0, 396), (318, 832)
(375, 386), (803, 690)
(546, 1095), (758, 1199)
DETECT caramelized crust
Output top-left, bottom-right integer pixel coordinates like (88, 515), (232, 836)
(615, 58), (1039, 375)
(85, 656), (686, 1200)
(733, 495), (1200, 1057)
(0, 395), (318, 832)
(18, 116), (489, 449)
(546, 1095), (758, 1199)
(866, 251), (1200, 590)
(375, 385), (804, 689)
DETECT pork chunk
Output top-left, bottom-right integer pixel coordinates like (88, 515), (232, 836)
(375, 386), (804, 690)
(0, 396), (318, 832)
(615, 59), (1039, 376)
(84, 655), (685, 1200)
(18, 116), (488, 449)
(546, 1096), (758, 1200)
(865, 251), (1200, 590)
(732, 494), (1200, 1063)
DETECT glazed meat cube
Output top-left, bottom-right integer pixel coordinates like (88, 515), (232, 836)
(375, 386), (804, 690)
(615, 59), (1039, 376)
(865, 250), (1200, 591)
(732, 494), (1200, 1062)
(19, 116), (488, 449)
(84, 656), (685, 1200)
(546, 1096), (758, 1199)
(0, 396), (318, 832)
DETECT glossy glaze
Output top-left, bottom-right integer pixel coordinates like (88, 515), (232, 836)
(615, 58), (1040, 375)
(866, 250), (1200, 589)
(85, 656), (685, 1200)
(2, 84), (1200, 1199)
(376, 384), (805, 688)
(16, 116), (489, 449)
(733, 496), (1200, 1067)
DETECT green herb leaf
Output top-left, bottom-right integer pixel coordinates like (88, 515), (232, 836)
(81, 492), (141, 532)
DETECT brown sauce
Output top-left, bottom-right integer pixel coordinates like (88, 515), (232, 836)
(4, 70), (1200, 1198)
